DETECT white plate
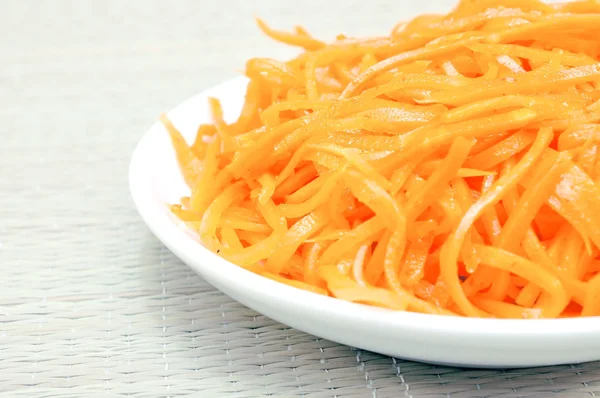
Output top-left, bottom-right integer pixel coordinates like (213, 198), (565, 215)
(129, 76), (600, 368)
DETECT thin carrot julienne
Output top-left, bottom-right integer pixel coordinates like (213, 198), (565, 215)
(163, 0), (600, 319)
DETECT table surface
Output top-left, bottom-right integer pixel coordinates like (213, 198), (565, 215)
(3, 1), (600, 397)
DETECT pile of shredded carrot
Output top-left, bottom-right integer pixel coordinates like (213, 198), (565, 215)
(162, 0), (600, 318)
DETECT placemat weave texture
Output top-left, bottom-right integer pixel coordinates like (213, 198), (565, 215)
(2, 1), (600, 397)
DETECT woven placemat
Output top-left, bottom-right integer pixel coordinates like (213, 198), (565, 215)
(2, 1), (600, 397)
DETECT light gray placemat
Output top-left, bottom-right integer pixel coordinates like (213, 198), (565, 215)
(2, 1), (600, 397)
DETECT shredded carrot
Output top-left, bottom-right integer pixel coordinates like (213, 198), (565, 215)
(164, 0), (600, 318)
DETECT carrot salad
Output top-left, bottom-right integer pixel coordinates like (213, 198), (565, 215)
(162, 0), (600, 318)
